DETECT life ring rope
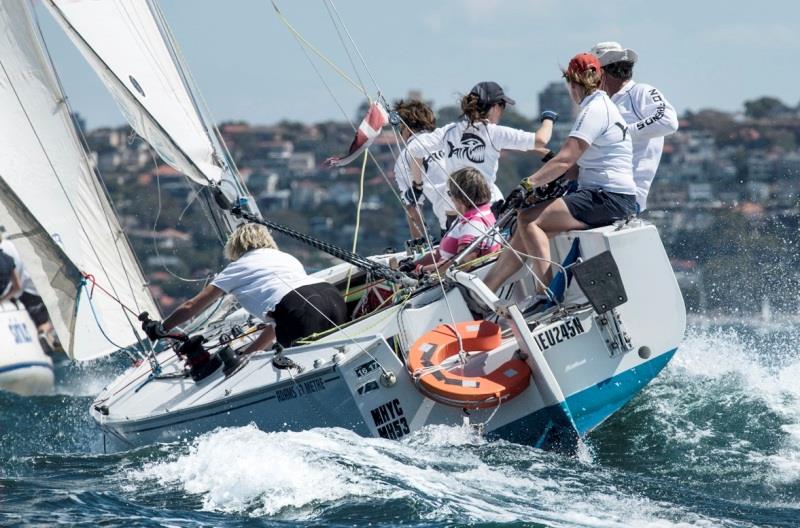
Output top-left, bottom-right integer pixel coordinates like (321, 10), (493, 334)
(406, 320), (531, 410)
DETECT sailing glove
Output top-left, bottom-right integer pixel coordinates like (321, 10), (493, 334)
(540, 110), (559, 123)
(403, 181), (425, 205)
(397, 257), (417, 273)
(142, 319), (167, 341)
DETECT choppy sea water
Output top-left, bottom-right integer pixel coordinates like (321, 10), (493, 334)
(1, 324), (799, 527)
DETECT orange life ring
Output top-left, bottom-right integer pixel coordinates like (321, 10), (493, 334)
(407, 320), (531, 409)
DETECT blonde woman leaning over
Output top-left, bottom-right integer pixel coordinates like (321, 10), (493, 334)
(147, 223), (346, 352)
(483, 53), (636, 297)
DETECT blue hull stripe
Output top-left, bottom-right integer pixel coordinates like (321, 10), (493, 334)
(567, 348), (676, 435)
(0, 361), (53, 375)
(490, 349), (677, 450)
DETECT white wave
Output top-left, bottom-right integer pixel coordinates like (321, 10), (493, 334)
(128, 424), (740, 526)
(54, 356), (128, 397)
(664, 326), (800, 484)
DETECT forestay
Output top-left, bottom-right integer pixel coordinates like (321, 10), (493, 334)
(0, 0), (159, 361)
(42, 0), (223, 186)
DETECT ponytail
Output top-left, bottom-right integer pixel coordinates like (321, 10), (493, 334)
(460, 93), (490, 125)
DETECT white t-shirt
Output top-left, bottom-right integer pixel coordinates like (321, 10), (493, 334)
(610, 81), (679, 211)
(569, 91), (635, 195)
(211, 248), (323, 322)
(408, 120), (537, 202)
(0, 239), (37, 296)
(394, 138), (453, 229)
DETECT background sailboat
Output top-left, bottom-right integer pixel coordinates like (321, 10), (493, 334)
(0, 0), (159, 392)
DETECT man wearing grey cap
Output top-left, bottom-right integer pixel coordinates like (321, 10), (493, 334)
(591, 42), (678, 212)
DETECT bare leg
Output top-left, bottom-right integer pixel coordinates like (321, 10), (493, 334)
(483, 229), (526, 292)
(524, 199), (587, 288)
(483, 202), (550, 292)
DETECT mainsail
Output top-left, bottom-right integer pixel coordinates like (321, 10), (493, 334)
(0, 0), (159, 361)
(42, 0), (226, 187)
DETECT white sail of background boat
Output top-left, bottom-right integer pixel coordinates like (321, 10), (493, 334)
(41, 0), (686, 451)
(0, 0), (159, 364)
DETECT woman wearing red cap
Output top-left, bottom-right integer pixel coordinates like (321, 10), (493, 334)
(484, 53), (636, 297)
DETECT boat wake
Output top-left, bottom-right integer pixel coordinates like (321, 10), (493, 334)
(127, 424), (722, 526)
(2, 325), (799, 527)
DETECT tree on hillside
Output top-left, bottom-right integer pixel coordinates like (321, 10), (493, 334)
(744, 96), (794, 119)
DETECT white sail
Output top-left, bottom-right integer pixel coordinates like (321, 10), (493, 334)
(42, 0), (223, 186)
(0, 0), (160, 361)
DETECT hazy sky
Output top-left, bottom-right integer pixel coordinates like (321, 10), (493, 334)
(35, 0), (800, 129)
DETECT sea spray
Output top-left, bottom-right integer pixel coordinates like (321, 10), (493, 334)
(3, 324), (798, 526)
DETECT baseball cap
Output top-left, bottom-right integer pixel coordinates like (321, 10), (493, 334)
(590, 41), (639, 67)
(469, 81), (516, 106)
(565, 53), (602, 77)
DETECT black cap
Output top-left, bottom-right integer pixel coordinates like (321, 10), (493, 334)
(469, 81), (516, 106)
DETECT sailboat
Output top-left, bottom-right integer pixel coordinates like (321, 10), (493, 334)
(41, 0), (686, 452)
(0, 0), (160, 395)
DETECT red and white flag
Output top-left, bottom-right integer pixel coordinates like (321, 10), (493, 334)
(325, 102), (388, 167)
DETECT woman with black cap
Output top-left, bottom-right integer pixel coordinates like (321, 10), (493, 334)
(404, 81), (556, 231)
(483, 53), (637, 298)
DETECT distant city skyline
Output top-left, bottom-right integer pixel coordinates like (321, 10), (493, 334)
(34, 0), (800, 129)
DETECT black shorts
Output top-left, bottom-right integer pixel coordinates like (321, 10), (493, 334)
(19, 291), (50, 327)
(562, 189), (636, 228)
(272, 282), (347, 347)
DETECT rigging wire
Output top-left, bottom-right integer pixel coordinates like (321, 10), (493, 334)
(149, 149), (213, 284)
(323, 0), (384, 98)
(321, 0), (368, 98)
(344, 150), (368, 297)
(270, 0), (368, 97)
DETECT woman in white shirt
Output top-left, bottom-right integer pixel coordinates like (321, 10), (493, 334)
(484, 53), (637, 294)
(407, 81), (555, 231)
(151, 223), (346, 352)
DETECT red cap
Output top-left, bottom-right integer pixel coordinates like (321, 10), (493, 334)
(566, 53), (602, 77)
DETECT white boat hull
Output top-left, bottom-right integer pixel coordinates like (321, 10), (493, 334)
(92, 222), (685, 452)
(0, 301), (54, 396)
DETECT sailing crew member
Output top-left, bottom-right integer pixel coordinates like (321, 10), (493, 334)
(590, 42), (678, 213)
(406, 81), (556, 227)
(0, 229), (62, 353)
(149, 223), (347, 351)
(0, 247), (21, 304)
(392, 99), (449, 237)
(483, 53), (636, 295)
(404, 168), (501, 275)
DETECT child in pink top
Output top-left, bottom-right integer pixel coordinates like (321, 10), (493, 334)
(414, 168), (501, 276)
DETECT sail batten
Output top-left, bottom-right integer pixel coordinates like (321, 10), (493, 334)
(42, 0), (223, 186)
(0, 0), (160, 360)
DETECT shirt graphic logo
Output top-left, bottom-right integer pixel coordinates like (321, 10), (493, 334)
(422, 149), (446, 172)
(447, 132), (486, 163)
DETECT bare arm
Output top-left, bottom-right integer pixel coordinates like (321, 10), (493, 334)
(420, 247), (479, 275)
(404, 204), (425, 239)
(534, 119), (553, 149)
(526, 137), (588, 188)
(243, 324), (277, 353)
(163, 284), (225, 331)
(410, 157), (424, 186)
